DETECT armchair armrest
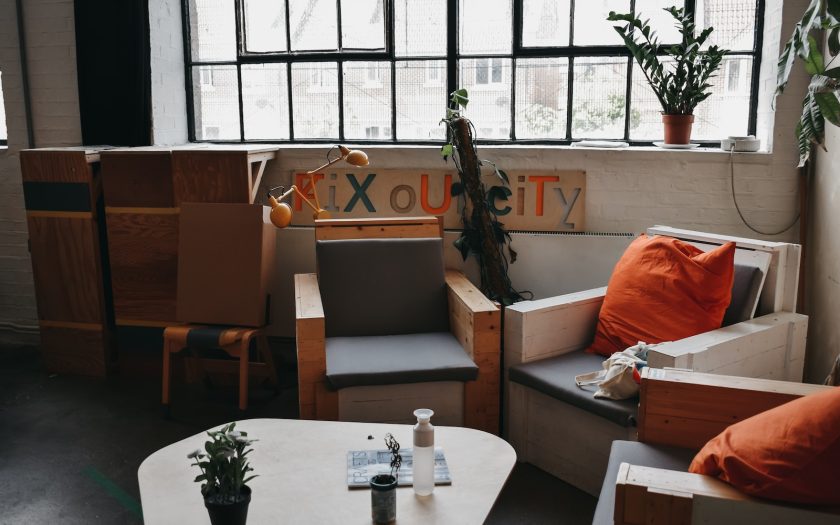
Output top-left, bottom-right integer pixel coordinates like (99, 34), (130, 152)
(648, 312), (808, 382)
(638, 368), (830, 449)
(503, 287), (606, 368)
(294, 273), (336, 420)
(445, 270), (500, 434)
(614, 464), (840, 525)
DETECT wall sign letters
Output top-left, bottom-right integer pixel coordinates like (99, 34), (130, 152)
(289, 170), (586, 232)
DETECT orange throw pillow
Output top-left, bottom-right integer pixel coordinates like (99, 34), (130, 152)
(690, 386), (840, 505)
(587, 234), (735, 357)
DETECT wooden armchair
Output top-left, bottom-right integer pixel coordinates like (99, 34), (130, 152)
(504, 226), (808, 495)
(594, 368), (838, 524)
(294, 217), (500, 434)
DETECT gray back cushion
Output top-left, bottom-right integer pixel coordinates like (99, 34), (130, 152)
(722, 263), (763, 327)
(316, 238), (449, 337)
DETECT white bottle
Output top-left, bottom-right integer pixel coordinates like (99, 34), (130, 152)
(412, 408), (435, 496)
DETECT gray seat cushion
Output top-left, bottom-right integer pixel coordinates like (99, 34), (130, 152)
(722, 263), (763, 326)
(592, 441), (695, 525)
(316, 238), (449, 337)
(509, 351), (638, 427)
(325, 332), (479, 389)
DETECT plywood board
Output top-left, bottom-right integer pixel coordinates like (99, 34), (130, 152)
(40, 324), (111, 377)
(106, 209), (179, 323)
(287, 169), (586, 232)
(27, 215), (105, 323)
(101, 149), (174, 207)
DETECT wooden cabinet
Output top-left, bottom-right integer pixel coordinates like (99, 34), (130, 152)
(21, 148), (114, 377)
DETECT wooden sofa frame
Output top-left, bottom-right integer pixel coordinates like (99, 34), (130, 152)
(294, 217), (501, 434)
(504, 226), (808, 495)
(612, 368), (837, 524)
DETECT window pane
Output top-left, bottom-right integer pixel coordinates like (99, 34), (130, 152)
(395, 0), (446, 57)
(628, 60), (671, 140)
(459, 0), (512, 55)
(522, 0), (570, 47)
(459, 58), (512, 140)
(341, 0), (385, 49)
(695, 0), (756, 51)
(291, 62), (339, 138)
(693, 57), (752, 139)
(242, 64), (289, 140)
(515, 58), (569, 139)
(571, 57), (627, 139)
(289, 0), (338, 51)
(189, 0), (236, 61)
(395, 60), (446, 140)
(243, 0), (287, 53)
(192, 65), (241, 140)
(574, 0), (629, 46)
(639, 1), (685, 45)
(343, 61), (392, 140)
(0, 72), (6, 142)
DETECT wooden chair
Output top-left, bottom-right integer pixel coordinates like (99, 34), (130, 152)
(294, 217), (501, 434)
(504, 225), (807, 495)
(161, 325), (279, 413)
(593, 368), (838, 524)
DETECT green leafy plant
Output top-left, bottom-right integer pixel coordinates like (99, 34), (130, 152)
(188, 422), (257, 505)
(440, 89), (525, 306)
(776, 0), (840, 166)
(608, 7), (727, 115)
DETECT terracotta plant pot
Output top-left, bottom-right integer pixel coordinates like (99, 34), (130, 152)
(662, 114), (695, 144)
(370, 474), (397, 524)
(204, 486), (251, 525)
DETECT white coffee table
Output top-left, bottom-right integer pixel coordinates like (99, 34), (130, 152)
(138, 418), (516, 524)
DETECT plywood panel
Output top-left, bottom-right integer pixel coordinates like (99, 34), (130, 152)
(40, 324), (111, 377)
(106, 210), (179, 323)
(20, 149), (99, 183)
(101, 150), (174, 207)
(27, 215), (104, 323)
(172, 148), (276, 204)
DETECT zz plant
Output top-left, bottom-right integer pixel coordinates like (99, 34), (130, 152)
(776, 0), (840, 166)
(440, 88), (525, 306)
(188, 422), (257, 505)
(608, 7), (727, 116)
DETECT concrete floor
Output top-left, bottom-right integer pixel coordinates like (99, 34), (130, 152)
(0, 344), (595, 524)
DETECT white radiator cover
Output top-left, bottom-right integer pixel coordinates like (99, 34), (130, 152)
(270, 228), (634, 337)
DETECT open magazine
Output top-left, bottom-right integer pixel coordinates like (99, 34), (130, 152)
(346, 447), (452, 488)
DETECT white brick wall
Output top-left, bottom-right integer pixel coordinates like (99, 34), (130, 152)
(149, 0), (188, 145)
(0, 0), (82, 344)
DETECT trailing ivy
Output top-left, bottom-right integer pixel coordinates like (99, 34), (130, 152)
(440, 89), (526, 306)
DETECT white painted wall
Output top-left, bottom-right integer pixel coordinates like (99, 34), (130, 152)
(149, 0), (188, 145)
(0, 0), (82, 344)
(805, 100), (840, 383)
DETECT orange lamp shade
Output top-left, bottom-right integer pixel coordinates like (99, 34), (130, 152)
(268, 196), (293, 229)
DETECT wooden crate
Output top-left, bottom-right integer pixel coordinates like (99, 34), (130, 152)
(171, 145), (276, 204)
(21, 148), (115, 377)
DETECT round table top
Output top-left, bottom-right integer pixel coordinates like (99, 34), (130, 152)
(138, 418), (516, 524)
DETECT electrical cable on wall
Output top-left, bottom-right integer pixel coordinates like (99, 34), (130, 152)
(729, 146), (800, 236)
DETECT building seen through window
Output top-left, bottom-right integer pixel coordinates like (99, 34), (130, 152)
(185, 0), (761, 143)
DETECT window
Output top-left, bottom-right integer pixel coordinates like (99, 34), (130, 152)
(183, 0), (762, 143)
(0, 71), (6, 146)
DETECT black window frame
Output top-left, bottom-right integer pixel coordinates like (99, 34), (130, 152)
(182, 0), (764, 146)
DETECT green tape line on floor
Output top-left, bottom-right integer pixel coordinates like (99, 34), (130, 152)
(83, 466), (143, 520)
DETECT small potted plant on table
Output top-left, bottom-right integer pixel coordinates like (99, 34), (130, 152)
(370, 433), (402, 524)
(188, 422), (257, 525)
(608, 6), (727, 144)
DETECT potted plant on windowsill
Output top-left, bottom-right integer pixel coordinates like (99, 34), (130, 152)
(188, 422), (257, 525)
(608, 6), (727, 144)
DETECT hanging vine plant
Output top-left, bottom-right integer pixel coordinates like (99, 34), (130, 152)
(440, 89), (527, 306)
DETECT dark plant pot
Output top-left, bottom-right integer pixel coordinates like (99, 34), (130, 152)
(204, 486), (251, 525)
(370, 474), (397, 524)
(662, 114), (695, 144)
